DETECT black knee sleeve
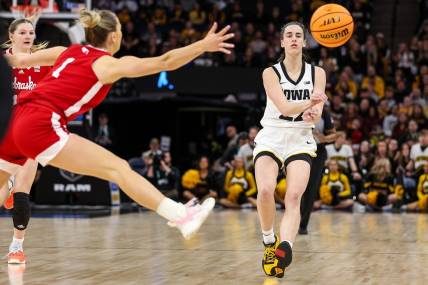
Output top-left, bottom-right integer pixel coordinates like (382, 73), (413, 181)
(12, 192), (30, 231)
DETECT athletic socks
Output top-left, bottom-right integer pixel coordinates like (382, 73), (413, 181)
(262, 228), (276, 245)
(156, 198), (187, 222)
(9, 237), (24, 252)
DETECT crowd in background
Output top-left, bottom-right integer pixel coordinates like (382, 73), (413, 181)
(87, 0), (428, 212)
(1, 0), (428, 211)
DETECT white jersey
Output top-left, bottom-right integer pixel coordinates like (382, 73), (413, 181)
(260, 61), (315, 129)
(410, 143), (428, 171)
(326, 144), (354, 171)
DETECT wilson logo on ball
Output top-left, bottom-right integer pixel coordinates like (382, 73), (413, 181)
(310, 3), (354, 48)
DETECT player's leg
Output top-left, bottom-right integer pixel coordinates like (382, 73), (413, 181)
(275, 158), (311, 276)
(255, 156), (280, 234)
(7, 159), (38, 264)
(49, 134), (214, 239)
(255, 155), (281, 276)
(0, 170), (11, 205)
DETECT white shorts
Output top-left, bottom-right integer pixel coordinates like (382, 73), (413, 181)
(253, 126), (317, 168)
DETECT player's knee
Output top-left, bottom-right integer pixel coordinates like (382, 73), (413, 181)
(257, 183), (276, 200)
(13, 192), (30, 231)
(285, 191), (301, 207)
(14, 180), (32, 193)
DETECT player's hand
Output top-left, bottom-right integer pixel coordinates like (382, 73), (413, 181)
(202, 22), (235, 54)
(310, 91), (328, 105)
(303, 107), (319, 122)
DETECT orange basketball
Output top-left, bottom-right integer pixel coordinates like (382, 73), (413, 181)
(310, 4), (354, 48)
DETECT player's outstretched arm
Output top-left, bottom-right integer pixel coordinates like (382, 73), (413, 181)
(94, 22), (234, 84)
(5, 46), (67, 68)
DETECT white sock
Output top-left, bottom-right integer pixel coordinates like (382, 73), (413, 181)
(9, 237), (24, 252)
(156, 198), (187, 222)
(262, 228), (275, 245)
(284, 239), (293, 248)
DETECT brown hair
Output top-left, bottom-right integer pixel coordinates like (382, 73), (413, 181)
(1, 18), (48, 52)
(79, 9), (118, 47)
(278, 21), (309, 62)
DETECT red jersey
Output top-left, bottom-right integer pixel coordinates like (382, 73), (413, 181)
(6, 48), (51, 99)
(18, 44), (112, 122)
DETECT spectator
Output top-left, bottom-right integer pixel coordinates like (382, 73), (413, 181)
(392, 112), (409, 140)
(156, 152), (180, 200)
(143, 137), (163, 159)
(220, 155), (257, 209)
(362, 65), (385, 99)
(237, 126), (259, 171)
(358, 158), (402, 211)
(326, 131), (362, 181)
(383, 105), (398, 137)
(188, 2), (207, 30)
(93, 113), (116, 151)
(410, 103), (427, 128)
(169, 3), (187, 30)
(354, 140), (374, 175)
(408, 129), (428, 177)
(314, 160), (353, 210)
(402, 163), (428, 212)
(318, 47), (338, 75)
(335, 71), (358, 100)
(220, 131), (248, 170)
(181, 156), (218, 202)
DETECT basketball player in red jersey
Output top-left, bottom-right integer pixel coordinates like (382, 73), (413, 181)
(1, 9), (234, 256)
(0, 17), (50, 264)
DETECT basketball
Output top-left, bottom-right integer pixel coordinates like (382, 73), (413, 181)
(310, 3), (354, 48)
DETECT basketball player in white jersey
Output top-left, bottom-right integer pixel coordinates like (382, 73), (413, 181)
(254, 22), (328, 277)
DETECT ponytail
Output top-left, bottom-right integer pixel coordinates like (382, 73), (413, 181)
(79, 9), (118, 47)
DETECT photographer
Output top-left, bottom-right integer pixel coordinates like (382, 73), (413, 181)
(141, 151), (179, 201)
(143, 138), (163, 159)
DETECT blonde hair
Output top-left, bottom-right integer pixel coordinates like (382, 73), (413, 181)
(370, 158), (391, 179)
(79, 9), (118, 47)
(1, 18), (48, 52)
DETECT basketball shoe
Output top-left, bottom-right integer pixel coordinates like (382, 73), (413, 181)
(167, 197), (215, 240)
(7, 250), (25, 264)
(273, 241), (293, 278)
(262, 234), (279, 276)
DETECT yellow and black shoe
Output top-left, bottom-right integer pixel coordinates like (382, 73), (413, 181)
(274, 241), (293, 278)
(262, 235), (279, 276)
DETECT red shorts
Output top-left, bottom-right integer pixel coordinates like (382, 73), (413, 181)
(0, 104), (69, 174)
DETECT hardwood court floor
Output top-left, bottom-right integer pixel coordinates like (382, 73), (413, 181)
(0, 210), (427, 285)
